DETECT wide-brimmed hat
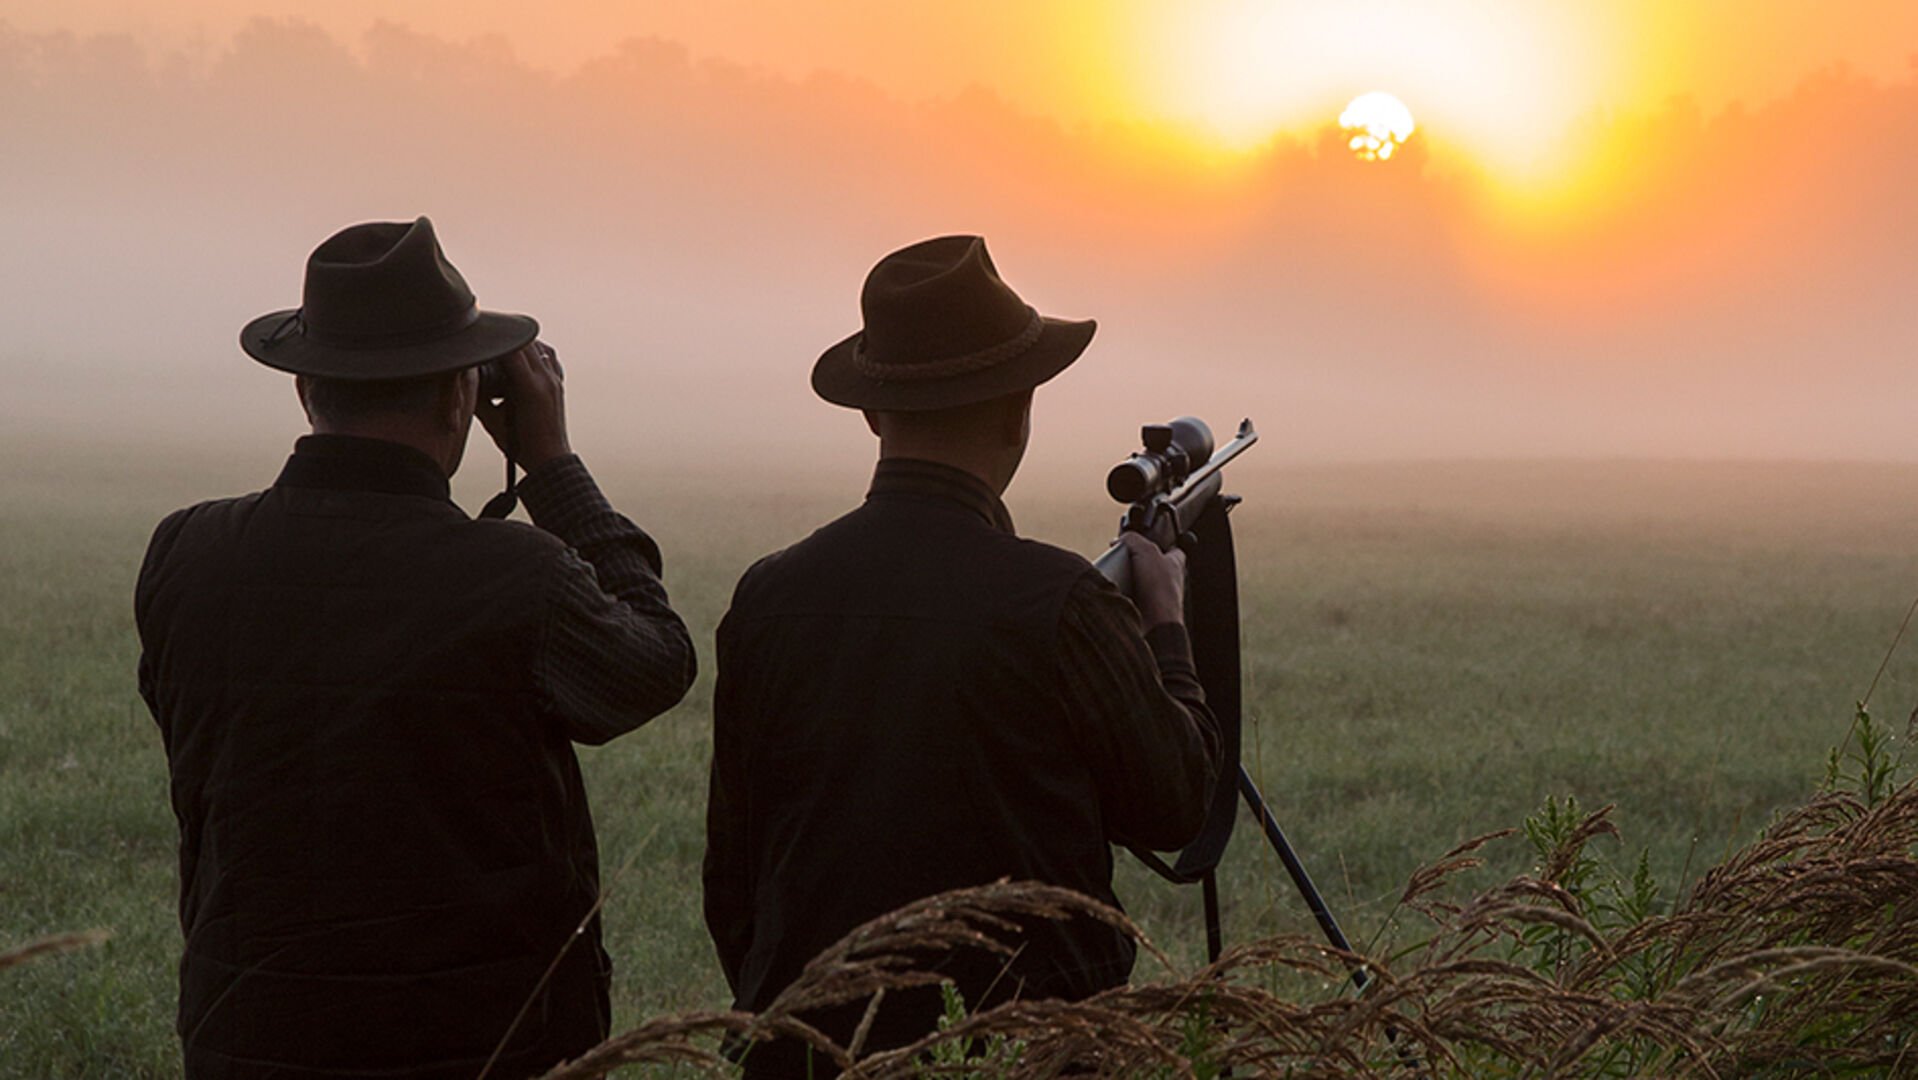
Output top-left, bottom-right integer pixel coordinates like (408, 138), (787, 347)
(240, 216), (537, 380)
(812, 235), (1096, 411)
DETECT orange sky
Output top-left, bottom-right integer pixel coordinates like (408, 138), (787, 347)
(7, 1), (1914, 232)
(12, 1), (1918, 177)
(1, 4), (1915, 468)
(9, 2), (1918, 214)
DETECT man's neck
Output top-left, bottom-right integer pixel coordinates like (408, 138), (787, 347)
(309, 423), (454, 477)
(876, 444), (1012, 496)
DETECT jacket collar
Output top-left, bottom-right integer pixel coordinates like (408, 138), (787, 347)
(866, 458), (1016, 534)
(275, 434), (452, 501)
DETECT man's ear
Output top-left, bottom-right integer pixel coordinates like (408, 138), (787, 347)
(440, 369), (476, 433)
(999, 390), (1033, 448)
(294, 375), (316, 424)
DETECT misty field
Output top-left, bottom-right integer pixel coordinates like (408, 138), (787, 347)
(7, 441), (1918, 1077)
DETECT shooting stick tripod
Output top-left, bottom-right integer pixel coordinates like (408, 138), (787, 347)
(1120, 493), (1367, 988)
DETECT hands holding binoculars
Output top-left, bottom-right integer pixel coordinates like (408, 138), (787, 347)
(475, 341), (573, 471)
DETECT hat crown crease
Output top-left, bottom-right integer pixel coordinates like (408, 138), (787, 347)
(860, 236), (1035, 368)
(303, 217), (477, 344)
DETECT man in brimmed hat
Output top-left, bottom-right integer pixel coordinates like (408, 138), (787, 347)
(703, 235), (1221, 1075)
(136, 217), (696, 1079)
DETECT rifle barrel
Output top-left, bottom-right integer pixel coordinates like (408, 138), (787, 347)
(1169, 418), (1257, 512)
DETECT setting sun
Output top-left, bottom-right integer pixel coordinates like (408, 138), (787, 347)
(1120, 0), (1640, 205)
(1339, 91), (1415, 160)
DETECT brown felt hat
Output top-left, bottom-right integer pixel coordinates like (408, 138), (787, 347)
(240, 216), (537, 381)
(812, 235), (1096, 411)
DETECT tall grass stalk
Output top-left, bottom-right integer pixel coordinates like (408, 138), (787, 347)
(539, 773), (1918, 1078)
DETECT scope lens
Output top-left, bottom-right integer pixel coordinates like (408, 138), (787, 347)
(1107, 457), (1159, 503)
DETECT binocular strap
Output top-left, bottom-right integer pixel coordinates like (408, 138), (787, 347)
(479, 457), (519, 520)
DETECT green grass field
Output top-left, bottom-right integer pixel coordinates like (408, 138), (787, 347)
(7, 441), (1918, 1077)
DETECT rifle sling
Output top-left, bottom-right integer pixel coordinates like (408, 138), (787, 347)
(1131, 493), (1243, 883)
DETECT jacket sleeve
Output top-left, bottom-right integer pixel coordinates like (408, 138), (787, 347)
(1055, 569), (1221, 852)
(518, 455), (698, 745)
(702, 606), (753, 994)
(135, 507), (194, 725)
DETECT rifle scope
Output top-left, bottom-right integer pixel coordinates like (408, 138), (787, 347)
(1106, 417), (1215, 504)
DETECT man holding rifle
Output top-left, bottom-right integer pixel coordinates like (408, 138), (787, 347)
(703, 235), (1221, 1076)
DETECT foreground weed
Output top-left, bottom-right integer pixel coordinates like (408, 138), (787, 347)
(917, 982), (1026, 1077)
(1825, 702), (1907, 806)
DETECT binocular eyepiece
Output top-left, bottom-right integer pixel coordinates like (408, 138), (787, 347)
(1106, 416), (1215, 504)
(476, 360), (510, 403)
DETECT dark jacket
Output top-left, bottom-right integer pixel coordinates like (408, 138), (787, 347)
(704, 459), (1218, 1075)
(136, 435), (695, 1079)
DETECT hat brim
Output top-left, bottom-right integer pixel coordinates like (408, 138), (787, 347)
(239, 309), (539, 381)
(812, 317), (1096, 412)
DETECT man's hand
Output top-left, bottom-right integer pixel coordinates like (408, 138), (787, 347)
(1119, 531), (1187, 630)
(475, 341), (573, 471)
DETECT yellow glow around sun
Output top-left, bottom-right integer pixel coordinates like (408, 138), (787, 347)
(1340, 91), (1415, 160)
(1131, 0), (1619, 196)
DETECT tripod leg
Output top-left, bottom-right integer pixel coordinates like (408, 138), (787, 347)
(1201, 871), (1223, 965)
(1240, 765), (1426, 1077)
(1237, 766), (1366, 988)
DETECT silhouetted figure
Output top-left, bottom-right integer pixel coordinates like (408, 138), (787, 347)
(135, 217), (696, 1079)
(703, 235), (1221, 1077)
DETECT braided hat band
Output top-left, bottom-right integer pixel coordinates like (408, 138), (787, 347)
(851, 310), (1043, 383)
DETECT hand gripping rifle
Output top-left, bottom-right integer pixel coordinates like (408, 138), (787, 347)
(1093, 418), (1374, 985)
